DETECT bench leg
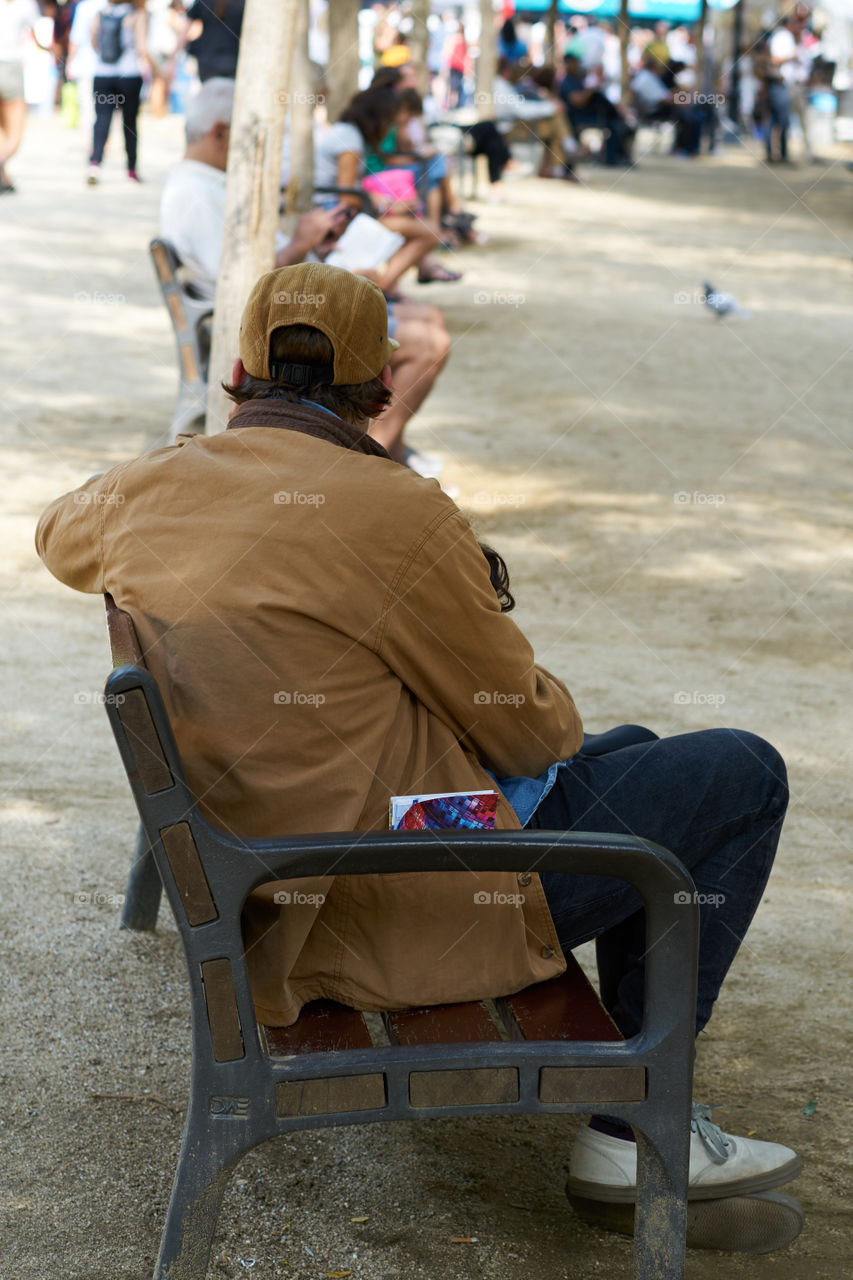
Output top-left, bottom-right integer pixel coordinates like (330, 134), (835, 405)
(632, 1118), (690, 1280)
(154, 1103), (250, 1280)
(120, 823), (163, 931)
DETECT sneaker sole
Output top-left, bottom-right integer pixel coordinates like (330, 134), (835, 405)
(567, 1152), (802, 1203)
(567, 1188), (804, 1253)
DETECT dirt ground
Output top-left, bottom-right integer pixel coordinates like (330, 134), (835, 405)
(2, 111), (853, 1279)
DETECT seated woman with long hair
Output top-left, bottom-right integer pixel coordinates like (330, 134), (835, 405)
(314, 86), (461, 291)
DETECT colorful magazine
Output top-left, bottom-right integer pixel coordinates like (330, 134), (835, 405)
(390, 790), (498, 831)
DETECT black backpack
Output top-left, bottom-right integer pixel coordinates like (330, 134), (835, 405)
(98, 10), (126, 65)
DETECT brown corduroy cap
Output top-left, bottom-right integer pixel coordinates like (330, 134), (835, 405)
(238, 263), (399, 387)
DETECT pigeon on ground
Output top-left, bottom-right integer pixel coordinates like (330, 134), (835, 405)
(702, 281), (751, 319)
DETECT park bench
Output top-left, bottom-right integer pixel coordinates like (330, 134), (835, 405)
(149, 239), (212, 442)
(103, 594), (699, 1280)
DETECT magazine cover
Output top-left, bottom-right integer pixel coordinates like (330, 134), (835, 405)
(390, 790), (498, 831)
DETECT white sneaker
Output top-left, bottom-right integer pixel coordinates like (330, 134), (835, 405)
(86, 164), (100, 186)
(567, 1104), (802, 1203)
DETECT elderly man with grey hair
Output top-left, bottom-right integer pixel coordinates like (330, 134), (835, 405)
(159, 78), (452, 469)
(160, 78), (343, 301)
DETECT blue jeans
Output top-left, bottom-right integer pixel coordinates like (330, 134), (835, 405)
(528, 729), (788, 1039)
(766, 82), (791, 160)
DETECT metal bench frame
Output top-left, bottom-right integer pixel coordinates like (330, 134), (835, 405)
(149, 238), (212, 442)
(102, 606), (698, 1280)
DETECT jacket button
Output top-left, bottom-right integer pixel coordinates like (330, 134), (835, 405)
(541, 945), (555, 959)
(518, 872), (532, 886)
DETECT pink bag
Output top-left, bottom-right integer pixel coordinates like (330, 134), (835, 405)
(362, 167), (418, 208)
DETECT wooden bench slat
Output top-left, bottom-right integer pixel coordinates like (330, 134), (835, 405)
(160, 823), (218, 926)
(276, 1073), (386, 1117)
(496, 954), (623, 1043)
(201, 958), (245, 1063)
(264, 1000), (374, 1056)
(384, 999), (501, 1046)
(409, 1066), (518, 1109)
(105, 593), (144, 667)
(118, 687), (174, 794)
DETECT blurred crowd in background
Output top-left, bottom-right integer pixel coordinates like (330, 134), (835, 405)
(2, 0), (852, 195)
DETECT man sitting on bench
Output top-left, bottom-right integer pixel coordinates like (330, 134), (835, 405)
(35, 263), (801, 1251)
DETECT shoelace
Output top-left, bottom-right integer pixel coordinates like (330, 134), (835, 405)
(691, 1101), (731, 1165)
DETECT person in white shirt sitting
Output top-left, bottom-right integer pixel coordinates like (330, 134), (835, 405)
(160, 78), (451, 466)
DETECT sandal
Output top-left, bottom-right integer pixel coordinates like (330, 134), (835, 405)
(417, 263), (463, 284)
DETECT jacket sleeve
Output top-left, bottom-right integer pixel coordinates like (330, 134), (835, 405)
(34, 468), (128, 594)
(376, 507), (583, 779)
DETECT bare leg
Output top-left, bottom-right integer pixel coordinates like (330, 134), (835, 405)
(368, 315), (451, 460)
(0, 97), (28, 184)
(373, 233), (436, 295)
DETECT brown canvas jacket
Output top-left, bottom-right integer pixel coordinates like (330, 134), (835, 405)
(36, 412), (584, 1025)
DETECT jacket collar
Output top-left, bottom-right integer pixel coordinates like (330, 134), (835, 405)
(226, 398), (392, 460)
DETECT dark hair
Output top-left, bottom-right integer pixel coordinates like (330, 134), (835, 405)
(370, 65), (403, 91)
(500, 18), (518, 43)
(223, 325), (392, 424)
(528, 64), (556, 92)
(397, 87), (424, 115)
(480, 542), (515, 613)
(339, 87), (399, 150)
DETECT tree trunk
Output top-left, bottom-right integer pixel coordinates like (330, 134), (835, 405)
(619, 0), (630, 100)
(326, 0), (361, 124)
(695, 0), (709, 96)
(204, 0), (301, 435)
(409, 0), (430, 96)
(286, 0), (314, 214)
(545, 0), (559, 67)
(476, 0), (496, 121)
